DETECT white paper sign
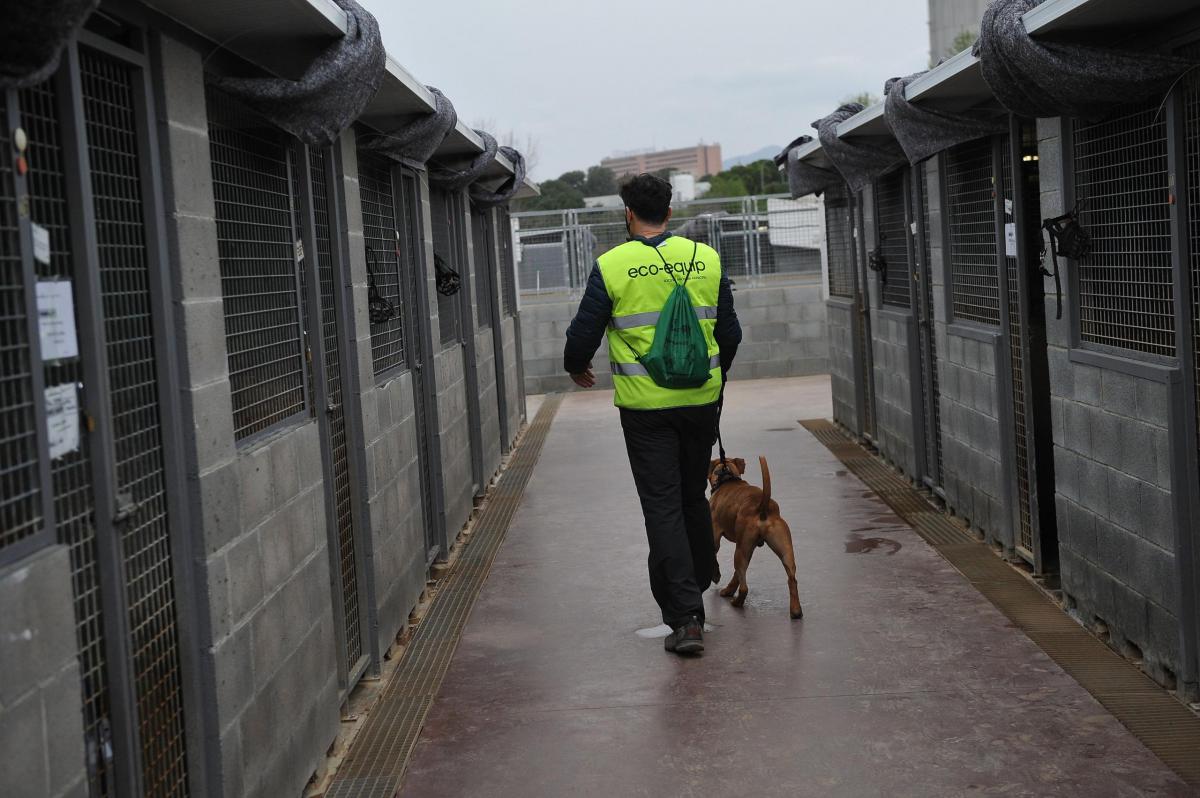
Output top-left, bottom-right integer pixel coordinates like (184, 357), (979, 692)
(36, 281), (79, 361)
(31, 223), (50, 265)
(45, 383), (80, 460)
(294, 239), (305, 262)
(1004, 198), (1014, 216)
(1004, 223), (1018, 258)
(910, 222), (918, 235)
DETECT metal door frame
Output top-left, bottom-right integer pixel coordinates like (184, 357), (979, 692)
(15, 24), (209, 795)
(990, 132), (1024, 560)
(327, 141), (381, 677)
(481, 207), (511, 452)
(899, 166), (930, 483)
(400, 171), (449, 561)
(1006, 117), (1059, 573)
(854, 191), (878, 443)
(295, 144), (369, 690)
(911, 163), (944, 492)
(452, 190), (486, 495)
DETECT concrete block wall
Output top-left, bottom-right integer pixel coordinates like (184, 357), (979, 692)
(0, 547), (87, 798)
(155, 33), (341, 798)
(1037, 118), (1187, 688)
(925, 155), (1008, 542)
(337, 133), (427, 655)
(871, 310), (919, 477)
(518, 277), (828, 395)
(826, 298), (857, 431)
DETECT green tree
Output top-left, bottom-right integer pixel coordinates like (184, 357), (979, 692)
(583, 165), (617, 197)
(704, 173), (750, 199)
(841, 91), (880, 108)
(948, 28), (977, 58)
(558, 170), (587, 192)
(515, 177), (585, 211)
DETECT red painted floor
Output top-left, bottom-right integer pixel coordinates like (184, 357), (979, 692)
(398, 377), (1191, 797)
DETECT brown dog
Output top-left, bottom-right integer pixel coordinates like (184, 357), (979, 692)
(708, 456), (803, 619)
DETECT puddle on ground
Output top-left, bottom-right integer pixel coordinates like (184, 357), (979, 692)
(765, 427), (797, 432)
(835, 470), (848, 477)
(845, 532), (902, 555)
(636, 623), (717, 638)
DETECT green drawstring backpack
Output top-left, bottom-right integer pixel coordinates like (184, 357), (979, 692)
(615, 241), (713, 389)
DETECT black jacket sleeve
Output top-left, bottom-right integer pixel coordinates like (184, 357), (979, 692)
(563, 263), (612, 374)
(714, 275), (742, 374)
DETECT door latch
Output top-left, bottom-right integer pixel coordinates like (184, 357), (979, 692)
(112, 492), (141, 525)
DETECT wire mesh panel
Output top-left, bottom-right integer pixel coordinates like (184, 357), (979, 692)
(915, 168), (943, 486)
(854, 194), (875, 438)
(501, 211), (518, 315)
(1072, 102), (1174, 356)
(80, 46), (189, 795)
(1001, 139), (1034, 557)
(672, 198), (756, 279)
(945, 138), (1001, 325)
(750, 194), (822, 277)
(430, 187), (462, 345)
(357, 150), (406, 376)
(498, 208), (517, 316)
(19, 76), (117, 796)
(0, 93), (42, 552)
(470, 207), (494, 330)
(308, 146), (364, 675)
(207, 87), (308, 440)
(825, 183), (854, 299)
(876, 170), (912, 308)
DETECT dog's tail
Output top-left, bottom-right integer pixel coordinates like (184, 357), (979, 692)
(757, 456), (771, 521)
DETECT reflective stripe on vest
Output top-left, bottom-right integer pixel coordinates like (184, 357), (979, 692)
(597, 235), (724, 410)
(611, 354), (721, 377)
(610, 305), (718, 330)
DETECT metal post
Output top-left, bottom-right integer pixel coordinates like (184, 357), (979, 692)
(1166, 86), (1200, 695)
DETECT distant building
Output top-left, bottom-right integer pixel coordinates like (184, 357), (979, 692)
(601, 143), (723, 180)
(929, 0), (989, 63)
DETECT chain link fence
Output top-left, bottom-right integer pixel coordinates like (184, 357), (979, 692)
(513, 193), (825, 296)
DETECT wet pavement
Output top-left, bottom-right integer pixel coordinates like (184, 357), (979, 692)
(398, 376), (1191, 797)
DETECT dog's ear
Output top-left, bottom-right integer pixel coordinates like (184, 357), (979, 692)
(708, 459), (721, 478)
(733, 458), (747, 474)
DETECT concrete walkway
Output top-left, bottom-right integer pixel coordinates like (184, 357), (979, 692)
(398, 377), (1190, 797)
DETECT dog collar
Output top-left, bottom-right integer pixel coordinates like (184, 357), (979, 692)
(711, 471), (743, 493)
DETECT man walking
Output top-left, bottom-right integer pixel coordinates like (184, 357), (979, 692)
(563, 173), (741, 655)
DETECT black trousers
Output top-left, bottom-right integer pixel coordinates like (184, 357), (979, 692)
(619, 402), (718, 627)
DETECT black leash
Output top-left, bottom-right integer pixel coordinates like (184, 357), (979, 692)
(715, 383), (728, 467)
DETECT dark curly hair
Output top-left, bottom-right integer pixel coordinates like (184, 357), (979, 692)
(618, 173), (672, 224)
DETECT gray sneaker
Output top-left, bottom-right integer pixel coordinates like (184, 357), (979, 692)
(664, 617), (704, 655)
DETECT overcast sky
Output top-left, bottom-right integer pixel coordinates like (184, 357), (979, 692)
(360, 0), (931, 180)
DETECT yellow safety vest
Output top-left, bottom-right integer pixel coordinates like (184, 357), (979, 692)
(598, 235), (723, 410)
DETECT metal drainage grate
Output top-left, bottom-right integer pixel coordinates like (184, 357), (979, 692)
(801, 418), (1200, 786)
(327, 394), (564, 798)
